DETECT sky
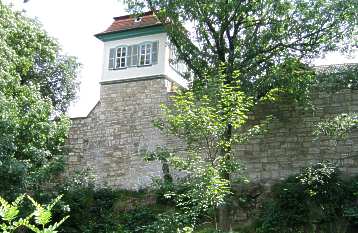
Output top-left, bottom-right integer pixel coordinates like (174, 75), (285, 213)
(3, 0), (358, 117)
(5, 0), (127, 117)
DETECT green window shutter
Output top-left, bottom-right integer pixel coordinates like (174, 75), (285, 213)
(127, 45), (132, 67)
(139, 44), (145, 66)
(152, 41), (159, 64)
(108, 48), (116, 69)
(132, 45), (139, 66)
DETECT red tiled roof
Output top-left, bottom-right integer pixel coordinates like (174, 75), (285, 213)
(97, 11), (162, 35)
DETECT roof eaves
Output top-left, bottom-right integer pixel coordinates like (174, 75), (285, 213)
(94, 24), (165, 41)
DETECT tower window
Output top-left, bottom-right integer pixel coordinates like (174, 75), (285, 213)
(116, 46), (127, 69)
(108, 41), (158, 70)
(139, 43), (152, 66)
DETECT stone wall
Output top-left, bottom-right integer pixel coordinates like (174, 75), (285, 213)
(67, 77), (358, 190)
(237, 89), (358, 186)
(67, 77), (170, 190)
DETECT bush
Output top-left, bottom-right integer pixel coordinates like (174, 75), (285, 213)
(118, 207), (163, 233)
(344, 176), (358, 226)
(53, 172), (166, 233)
(255, 162), (358, 233)
(58, 186), (120, 233)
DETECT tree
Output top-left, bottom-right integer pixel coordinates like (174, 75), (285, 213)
(2, 1), (80, 115)
(0, 1), (79, 198)
(126, 0), (358, 231)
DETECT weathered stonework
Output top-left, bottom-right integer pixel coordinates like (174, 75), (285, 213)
(237, 89), (358, 186)
(67, 77), (358, 190)
(67, 77), (171, 190)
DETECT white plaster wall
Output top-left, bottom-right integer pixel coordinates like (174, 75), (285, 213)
(102, 32), (188, 88)
(102, 33), (167, 82)
(164, 45), (189, 89)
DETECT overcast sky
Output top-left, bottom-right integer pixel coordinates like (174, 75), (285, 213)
(5, 0), (127, 117)
(4, 0), (358, 117)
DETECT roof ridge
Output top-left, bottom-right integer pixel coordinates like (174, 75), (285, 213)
(113, 11), (154, 21)
(96, 11), (162, 37)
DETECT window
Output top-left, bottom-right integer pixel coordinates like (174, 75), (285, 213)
(127, 45), (139, 67)
(139, 43), (152, 66)
(108, 41), (158, 70)
(116, 46), (127, 69)
(108, 48), (115, 70)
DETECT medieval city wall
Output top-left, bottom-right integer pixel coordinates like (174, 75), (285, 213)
(67, 78), (358, 190)
(237, 89), (358, 186)
(67, 77), (169, 190)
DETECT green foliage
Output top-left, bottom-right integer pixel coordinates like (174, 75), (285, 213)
(0, 195), (25, 230)
(256, 162), (358, 233)
(0, 1), (78, 200)
(157, 71), (255, 150)
(140, 167), (233, 232)
(314, 113), (358, 139)
(24, 55), (80, 115)
(142, 70), (267, 231)
(143, 210), (193, 233)
(193, 227), (218, 233)
(312, 65), (358, 140)
(118, 207), (161, 233)
(56, 175), (163, 233)
(154, 69), (268, 177)
(315, 64), (358, 93)
(0, 195), (68, 233)
(147, 177), (175, 205)
(126, 0), (358, 101)
(343, 176), (358, 225)
(256, 58), (316, 107)
(125, 0), (358, 231)
(144, 147), (173, 183)
(0, 1), (80, 114)
(167, 168), (231, 215)
(59, 184), (122, 233)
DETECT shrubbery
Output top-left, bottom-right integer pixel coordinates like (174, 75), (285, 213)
(255, 162), (358, 233)
(2, 162), (357, 233)
(55, 162), (355, 233)
(55, 174), (167, 233)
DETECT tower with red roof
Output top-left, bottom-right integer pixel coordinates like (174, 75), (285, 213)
(67, 12), (186, 190)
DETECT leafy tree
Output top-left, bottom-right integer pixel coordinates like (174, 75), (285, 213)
(126, 0), (358, 231)
(23, 54), (80, 115)
(1, 1), (80, 115)
(0, 1), (78, 198)
(0, 1), (80, 116)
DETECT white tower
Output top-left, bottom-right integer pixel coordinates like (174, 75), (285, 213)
(95, 11), (187, 88)
(68, 12), (186, 190)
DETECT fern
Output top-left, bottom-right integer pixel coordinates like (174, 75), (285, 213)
(0, 195), (69, 233)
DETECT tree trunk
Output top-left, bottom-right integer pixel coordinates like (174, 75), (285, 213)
(162, 161), (173, 183)
(217, 124), (233, 232)
(217, 203), (232, 232)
